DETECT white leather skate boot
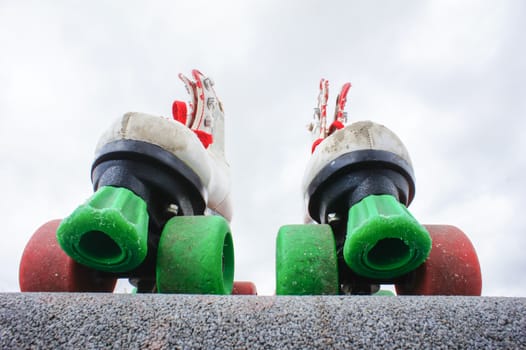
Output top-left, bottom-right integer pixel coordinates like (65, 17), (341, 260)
(56, 70), (235, 295)
(97, 69), (232, 221)
(303, 79), (431, 284)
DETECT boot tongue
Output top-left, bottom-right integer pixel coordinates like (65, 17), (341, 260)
(172, 100), (188, 125)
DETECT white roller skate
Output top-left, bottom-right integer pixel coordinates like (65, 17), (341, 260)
(50, 69), (235, 294)
(276, 79), (432, 295)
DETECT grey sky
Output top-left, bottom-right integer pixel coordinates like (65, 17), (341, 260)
(1, 0), (525, 296)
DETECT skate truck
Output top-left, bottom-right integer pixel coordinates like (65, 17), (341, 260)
(19, 70), (256, 295)
(275, 79), (482, 296)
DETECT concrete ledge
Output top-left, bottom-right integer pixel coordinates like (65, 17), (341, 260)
(0, 293), (524, 348)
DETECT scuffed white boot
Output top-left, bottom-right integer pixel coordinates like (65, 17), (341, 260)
(303, 79), (414, 224)
(55, 70), (235, 294)
(301, 78), (431, 292)
(97, 69), (232, 221)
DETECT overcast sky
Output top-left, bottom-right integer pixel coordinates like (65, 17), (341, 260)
(1, 0), (525, 296)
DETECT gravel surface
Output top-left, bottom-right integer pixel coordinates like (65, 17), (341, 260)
(0, 293), (524, 349)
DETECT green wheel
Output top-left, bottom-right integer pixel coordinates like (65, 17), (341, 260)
(156, 215), (234, 294)
(56, 186), (149, 273)
(276, 224), (339, 295)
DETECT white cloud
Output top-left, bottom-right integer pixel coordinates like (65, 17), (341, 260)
(399, 0), (509, 71)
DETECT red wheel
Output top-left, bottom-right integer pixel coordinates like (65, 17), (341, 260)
(395, 225), (482, 295)
(232, 281), (257, 295)
(19, 219), (117, 292)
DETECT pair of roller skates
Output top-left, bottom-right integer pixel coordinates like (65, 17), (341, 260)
(19, 71), (482, 296)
